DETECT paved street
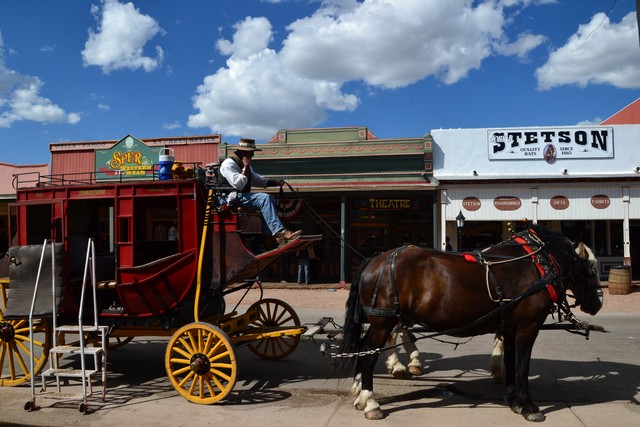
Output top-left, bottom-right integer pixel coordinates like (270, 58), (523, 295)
(1, 292), (639, 427)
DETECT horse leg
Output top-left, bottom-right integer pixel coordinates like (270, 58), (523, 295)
(401, 331), (423, 376)
(502, 335), (517, 409)
(490, 333), (506, 385)
(384, 332), (409, 378)
(504, 331), (544, 422)
(351, 372), (362, 396)
(352, 325), (390, 420)
(353, 351), (385, 419)
(384, 330), (423, 378)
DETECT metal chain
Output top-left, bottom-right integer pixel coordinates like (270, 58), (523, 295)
(325, 343), (381, 359)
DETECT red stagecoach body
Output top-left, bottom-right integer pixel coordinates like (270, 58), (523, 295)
(4, 168), (316, 321)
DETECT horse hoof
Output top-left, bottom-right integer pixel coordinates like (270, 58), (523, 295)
(524, 412), (545, 422)
(364, 408), (385, 420)
(408, 365), (423, 377)
(391, 368), (410, 379)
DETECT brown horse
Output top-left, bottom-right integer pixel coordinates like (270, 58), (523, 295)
(336, 225), (603, 422)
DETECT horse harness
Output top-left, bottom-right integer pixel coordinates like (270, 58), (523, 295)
(359, 229), (586, 344)
(361, 246), (407, 319)
(468, 229), (562, 305)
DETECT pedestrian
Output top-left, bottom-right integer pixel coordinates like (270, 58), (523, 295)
(219, 138), (301, 247)
(445, 236), (452, 252)
(296, 246), (315, 284)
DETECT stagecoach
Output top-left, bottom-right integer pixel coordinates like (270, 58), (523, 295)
(0, 162), (320, 411)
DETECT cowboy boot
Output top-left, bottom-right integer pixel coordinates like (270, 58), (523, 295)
(275, 229), (302, 247)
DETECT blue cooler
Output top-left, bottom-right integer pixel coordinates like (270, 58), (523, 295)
(158, 148), (174, 180)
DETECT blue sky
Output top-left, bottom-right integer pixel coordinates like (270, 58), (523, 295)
(0, 0), (639, 165)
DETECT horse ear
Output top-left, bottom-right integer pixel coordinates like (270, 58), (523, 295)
(575, 242), (588, 259)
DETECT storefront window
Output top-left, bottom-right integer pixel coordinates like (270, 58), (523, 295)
(460, 221), (502, 251)
(609, 220), (623, 256)
(563, 220), (623, 257)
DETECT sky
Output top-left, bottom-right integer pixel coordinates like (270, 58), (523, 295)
(0, 0), (639, 165)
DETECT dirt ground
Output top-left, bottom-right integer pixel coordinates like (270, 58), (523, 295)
(226, 281), (640, 313)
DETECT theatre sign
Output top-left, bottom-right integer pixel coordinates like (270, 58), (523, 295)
(488, 127), (614, 161)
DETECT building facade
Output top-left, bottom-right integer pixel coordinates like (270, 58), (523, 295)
(5, 99), (637, 282)
(244, 127), (435, 283)
(31, 128), (435, 284)
(0, 162), (49, 251)
(432, 123), (640, 280)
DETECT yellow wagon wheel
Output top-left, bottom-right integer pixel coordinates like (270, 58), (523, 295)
(165, 322), (237, 404)
(247, 298), (301, 361)
(0, 315), (51, 387)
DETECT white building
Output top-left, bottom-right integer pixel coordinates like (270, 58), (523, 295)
(432, 120), (640, 280)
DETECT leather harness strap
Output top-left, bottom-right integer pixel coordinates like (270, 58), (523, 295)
(362, 246), (409, 319)
(513, 230), (560, 302)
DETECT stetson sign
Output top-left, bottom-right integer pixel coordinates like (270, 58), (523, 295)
(487, 127), (614, 160)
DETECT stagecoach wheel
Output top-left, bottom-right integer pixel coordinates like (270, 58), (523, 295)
(247, 298), (301, 361)
(165, 322), (237, 405)
(0, 313), (51, 387)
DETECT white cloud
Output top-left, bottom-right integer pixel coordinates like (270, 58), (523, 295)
(0, 32), (80, 128)
(186, 1), (561, 138)
(575, 118), (602, 126)
(280, 0), (509, 88)
(216, 16), (273, 59)
(495, 32), (547, 59)
(536, 12), (640, 90)
(82, 0), (165, 73)
(162, 121), (180, 130)
(188, 17), (358, 139)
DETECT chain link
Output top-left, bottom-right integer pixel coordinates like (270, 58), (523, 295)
(322, 342), (382, 359)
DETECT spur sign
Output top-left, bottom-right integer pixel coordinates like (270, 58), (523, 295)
(488, 127), (614, 161)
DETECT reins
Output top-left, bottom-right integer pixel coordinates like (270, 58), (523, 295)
(277, 182), (367, 261)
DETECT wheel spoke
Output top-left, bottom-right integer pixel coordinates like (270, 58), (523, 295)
(165, 323), (236, 404)
(0, 318), (50, 386)
(247, 299), (301, 361)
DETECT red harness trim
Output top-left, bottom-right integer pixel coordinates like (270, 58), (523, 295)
(462, 253), (477, 263)
(513, 232), (559, 302)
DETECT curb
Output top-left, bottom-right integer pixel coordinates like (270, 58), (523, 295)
(260, 281), (351, 290)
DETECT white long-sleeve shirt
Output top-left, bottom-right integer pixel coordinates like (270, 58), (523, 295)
(220, 157), (270, 205)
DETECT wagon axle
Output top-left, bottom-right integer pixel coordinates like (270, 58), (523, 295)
(189, 353), (211, 375)
(0, 322), (14, 342)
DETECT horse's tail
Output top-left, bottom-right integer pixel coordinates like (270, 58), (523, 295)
(334, 258), (370, 375)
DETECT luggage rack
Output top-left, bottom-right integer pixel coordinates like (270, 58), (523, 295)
(11, 162), (205, 190)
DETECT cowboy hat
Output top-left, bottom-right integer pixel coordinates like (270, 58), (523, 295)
(235, 138), (263, 152)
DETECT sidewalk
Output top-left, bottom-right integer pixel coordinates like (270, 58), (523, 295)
(255, 280), (640, 314)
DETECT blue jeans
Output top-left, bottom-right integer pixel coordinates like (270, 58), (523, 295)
(298, 259), (310, 284)
(234, 192), (284, 235)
